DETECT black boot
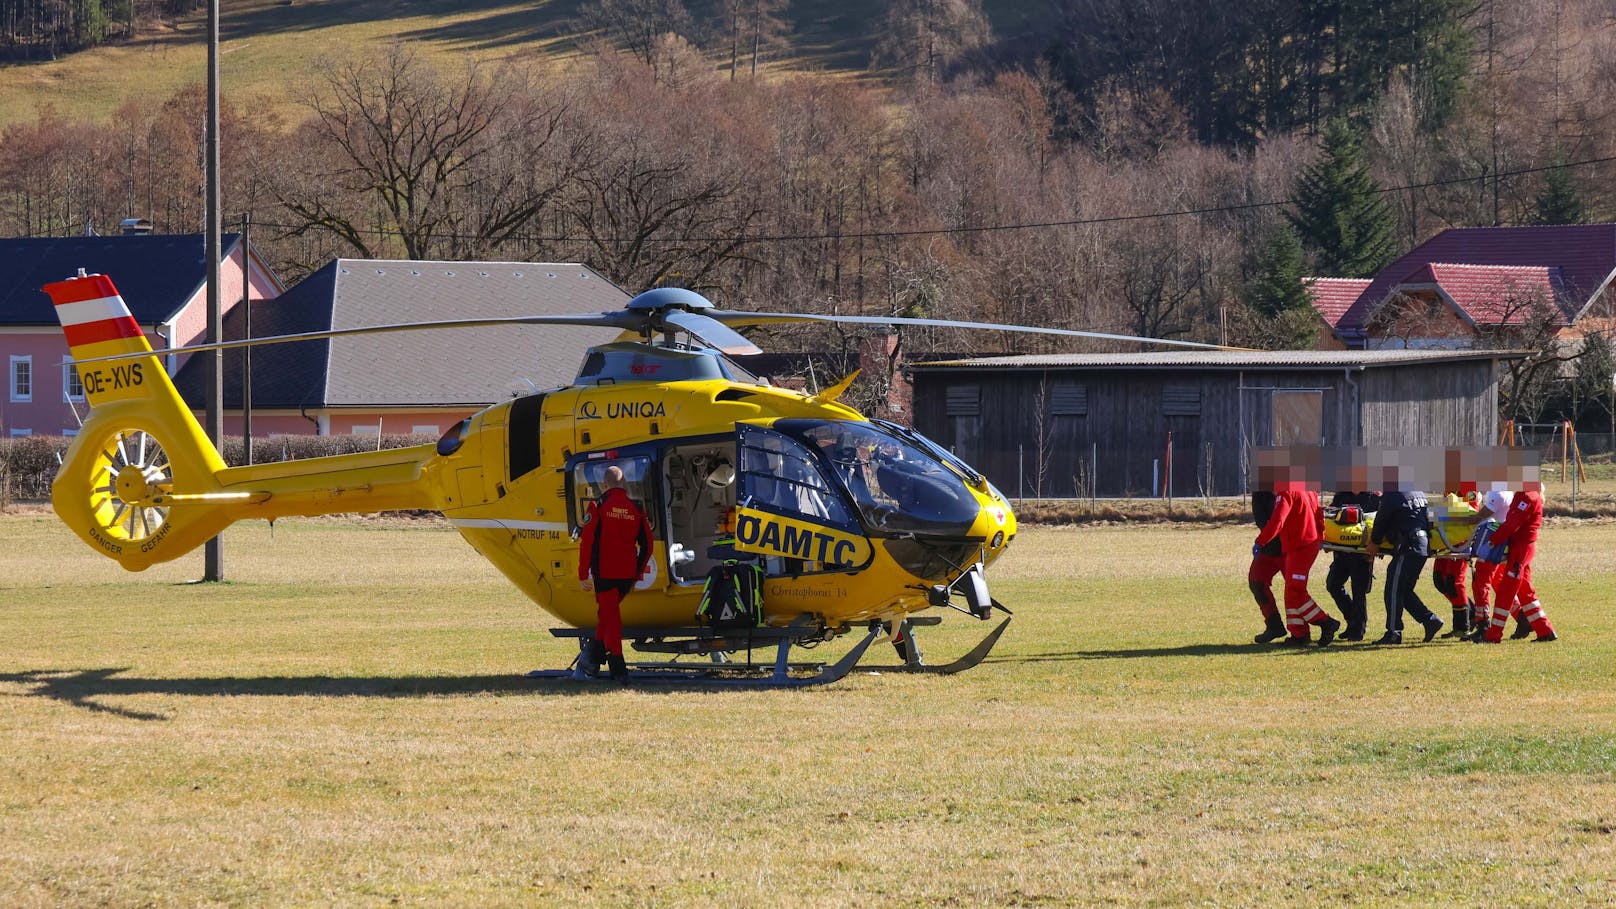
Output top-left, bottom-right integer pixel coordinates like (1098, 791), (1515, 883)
(607, 653), (629, 682)
(1510, 615), (1532, 639)
(1317, 617), (1341, 648)
(1421, 615), (1445, 643)
(1441, 607), (1471, 639)
(582, 640), (606, 677)
(1254, 613), (1287, 644)
(1373, 630), (1402, 645)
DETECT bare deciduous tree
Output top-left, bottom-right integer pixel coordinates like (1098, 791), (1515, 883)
(278, 45), (574, 261)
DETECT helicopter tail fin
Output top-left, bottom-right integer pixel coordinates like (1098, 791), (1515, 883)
(44, 272), (234, 570)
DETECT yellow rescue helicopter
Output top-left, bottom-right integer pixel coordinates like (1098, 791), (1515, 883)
(44, 272), (1224, 684)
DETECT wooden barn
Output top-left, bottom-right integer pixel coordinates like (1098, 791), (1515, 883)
(908, 350), (1522, 498)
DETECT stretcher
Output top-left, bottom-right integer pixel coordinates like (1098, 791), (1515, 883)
(1321, 493), (1479, 558)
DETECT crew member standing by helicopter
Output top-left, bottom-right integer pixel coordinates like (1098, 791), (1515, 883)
(578, 465), (654, 680)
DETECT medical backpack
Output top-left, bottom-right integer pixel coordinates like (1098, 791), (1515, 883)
(698, 561), (764, 629)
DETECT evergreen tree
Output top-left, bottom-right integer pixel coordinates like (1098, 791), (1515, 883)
(1286, 118), (1398, 278)
(1530, 148), (1586, 226)
(1242, 225), (1319, 348)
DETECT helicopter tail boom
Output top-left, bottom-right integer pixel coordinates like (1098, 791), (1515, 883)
(44, 272), (438, 571)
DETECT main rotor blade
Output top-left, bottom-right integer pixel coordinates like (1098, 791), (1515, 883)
(66, 312), (647, 368)
(705, 310), (1235, 350)
(661, 310), (763, 356)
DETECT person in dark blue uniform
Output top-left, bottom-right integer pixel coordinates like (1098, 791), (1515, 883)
(1366, 480), (1444, 645)
(1323, 489), (1379, 641)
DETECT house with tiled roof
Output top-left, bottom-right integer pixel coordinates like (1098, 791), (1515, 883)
(1309, 224), (1616, 350)
(0, 232), (281, 437)
(1307, 278), (1372, 350)
(171, 259), (627, 436)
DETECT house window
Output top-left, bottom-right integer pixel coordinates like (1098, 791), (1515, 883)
(411, 424), (438, 435)
(63, 358), (84, 401)
(62, 428), (78, 437)
(10, 356), (31, 403)
(350, 425), (381, 436)
(9, 428), (31, 437)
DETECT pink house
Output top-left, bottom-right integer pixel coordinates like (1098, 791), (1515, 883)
(0, 233), (281, 437)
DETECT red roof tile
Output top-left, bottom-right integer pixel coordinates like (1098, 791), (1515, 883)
(1413, 263), (1565, 326)
(1307, 277), (1372, 329)
(1335, 224), (1616, 336)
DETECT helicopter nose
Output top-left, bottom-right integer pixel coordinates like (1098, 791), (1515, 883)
(969, 496), (1015, 556)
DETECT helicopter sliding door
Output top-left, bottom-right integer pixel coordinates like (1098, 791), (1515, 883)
(733, 423), (873, 577)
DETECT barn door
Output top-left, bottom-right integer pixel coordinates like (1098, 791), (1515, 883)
(1271, 390), (1324, 445)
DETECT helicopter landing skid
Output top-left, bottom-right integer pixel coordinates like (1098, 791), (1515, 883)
(857, 612), (1014, 675)
(527, 620), (884, 688)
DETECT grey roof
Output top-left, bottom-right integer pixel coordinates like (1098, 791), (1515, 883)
(176, 260), (627, 410)
(910, 349), (1529, 371)
(0, 233), (241, 325)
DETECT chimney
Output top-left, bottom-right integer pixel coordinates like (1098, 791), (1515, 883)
(119, 218), (153, 236)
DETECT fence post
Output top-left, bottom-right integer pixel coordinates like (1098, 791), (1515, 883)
(1091, 443), (1098, 509)
(1165, 431), (1173, 507)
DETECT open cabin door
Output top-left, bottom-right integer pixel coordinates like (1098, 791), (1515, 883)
(733, 422), (874, 576)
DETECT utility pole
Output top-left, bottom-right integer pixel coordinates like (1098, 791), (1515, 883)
(241, 212), (253, 466)
(203, 0), (224, 581)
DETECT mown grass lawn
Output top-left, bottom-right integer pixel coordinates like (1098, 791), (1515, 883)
(2, 512), (1614, 907)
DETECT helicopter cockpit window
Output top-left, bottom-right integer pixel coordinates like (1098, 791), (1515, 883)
(736, 427), (856, 529)
(571, 455), (657, 534)
(776, 419), (981, 537)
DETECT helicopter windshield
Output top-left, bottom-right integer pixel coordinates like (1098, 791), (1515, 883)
(773, 419), (981, 536)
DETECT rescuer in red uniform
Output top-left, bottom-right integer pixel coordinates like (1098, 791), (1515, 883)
(1255, 470), (1341, 647)
(578, 465), (654, 679)
(1481, 483), (1556, 643)
(1248, 489), (1287, 643)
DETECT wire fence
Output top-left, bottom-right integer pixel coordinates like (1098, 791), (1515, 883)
(996, 433), (1616, 512)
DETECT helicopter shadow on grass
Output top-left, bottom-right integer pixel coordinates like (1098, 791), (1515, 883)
(0, 667), (636, 721)
(984, 641), (1353, 664)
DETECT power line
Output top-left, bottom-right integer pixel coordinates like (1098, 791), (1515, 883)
(247, 152), (1616, 247)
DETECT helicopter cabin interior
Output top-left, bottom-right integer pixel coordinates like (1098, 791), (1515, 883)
(566, 439), (744, 587)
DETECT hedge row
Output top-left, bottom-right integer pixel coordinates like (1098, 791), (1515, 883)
(0, 433), (436, 504)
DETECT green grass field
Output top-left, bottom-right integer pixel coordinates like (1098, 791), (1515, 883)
(2, 512), (1615, 907)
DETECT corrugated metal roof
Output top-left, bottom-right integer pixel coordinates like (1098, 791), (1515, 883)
(0, 233), (241, 325)
(910, 349), (1526, 370)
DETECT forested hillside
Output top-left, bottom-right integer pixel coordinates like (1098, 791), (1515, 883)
(1, 0), (1613, 364)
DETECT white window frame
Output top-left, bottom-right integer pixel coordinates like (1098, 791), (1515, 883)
(350, 424), (381, 437)
(10, 355), (32, 403)
(62, 356), (84, 402)
(411, 424), (438, 435)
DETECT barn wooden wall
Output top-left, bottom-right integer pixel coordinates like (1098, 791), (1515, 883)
(1357, 362), (1498, 447)
(911, 360), (1501, 498)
